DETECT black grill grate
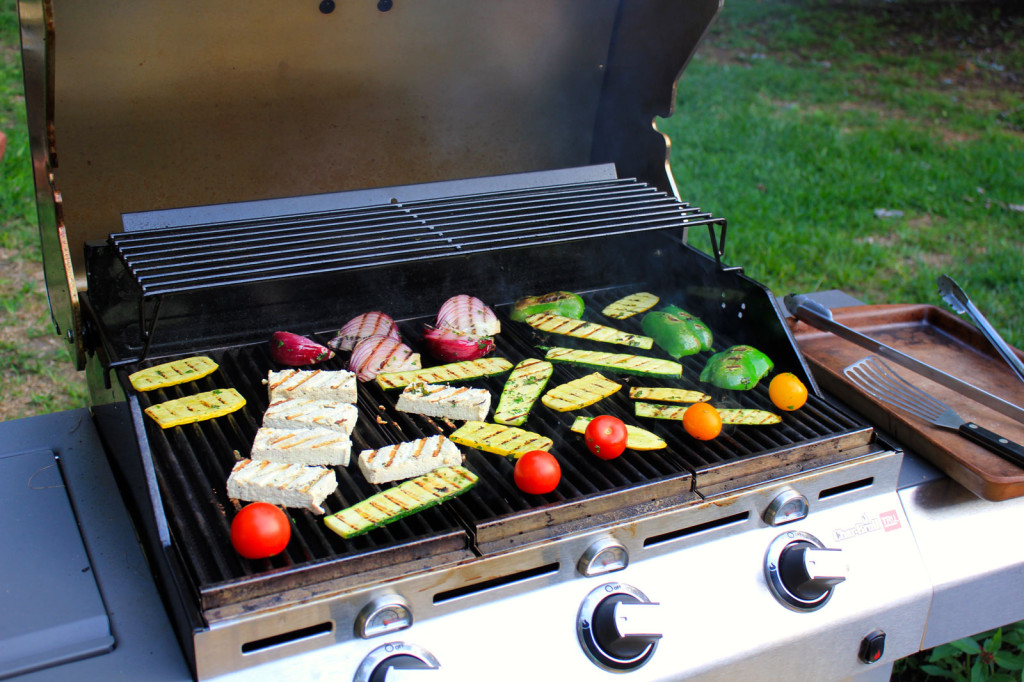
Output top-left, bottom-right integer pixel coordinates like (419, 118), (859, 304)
(109, 178), (718, 297)
(123, 285), (870, 610)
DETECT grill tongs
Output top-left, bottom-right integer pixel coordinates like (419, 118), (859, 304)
(845, 356), (1024, 470)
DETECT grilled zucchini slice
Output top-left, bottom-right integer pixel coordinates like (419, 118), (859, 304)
(324, 465), (478, 539)
(525, 313), (653, 350)
(540, 372), (621, 412)
(601, 292), (660, 319)
(144, 388), (246, 428)
(629, 387), (712, 403)
(449, 421), (553, 458)
(634, 401), (781, 425)
(544, 347), (682, 379)
(129, 356), (218, 392)
(493, 359), (554, 426)
(376, 357), (514, 390)
(570, 416), (667, 451)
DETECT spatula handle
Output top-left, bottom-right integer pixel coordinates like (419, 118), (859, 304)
(959, 422), (1024, 469)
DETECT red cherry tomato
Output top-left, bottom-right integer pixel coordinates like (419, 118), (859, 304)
(230, 502), (291, 559)
(514, 450), (561, 495)
(584, 415), (628, 460)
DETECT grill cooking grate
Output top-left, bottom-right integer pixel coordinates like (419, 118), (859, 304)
(123, 286), (870, 610)
(109, 178), (719, 298)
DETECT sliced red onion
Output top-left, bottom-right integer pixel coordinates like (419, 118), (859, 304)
(348, 335), (421, 382)
(422, 325), (495, 362)
(436, 295), (501, 337)
(329, 311), (400, 351)
(269, 331), (335, 366)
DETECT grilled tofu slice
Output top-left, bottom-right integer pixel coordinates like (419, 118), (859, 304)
(449, 421), (553, 458)
(601, 292), (660, 320)
(324, 465), (478, 539)
(267, 369), (357, 404)
(357, 435), (464, 485)
(129, 356), (219, 392)
(262, 398), (359, 434)
(226, 458), (338, 515)
(525, 313), (653, 349)
(144, 388), (246, 429)
(544, 347), (682, 379)
(570, 416), (667, 451)
(493, 358), (554, 426)
(634, 402), (782, 425)
(396, 383), (492, 422)
(376, 357), (514, 390)
(251, 426), (352, 467)
(629, 386), (712, 403)
(540, 372), (622, 412)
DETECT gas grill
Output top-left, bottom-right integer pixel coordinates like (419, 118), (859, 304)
(12, 1), (1024, 681)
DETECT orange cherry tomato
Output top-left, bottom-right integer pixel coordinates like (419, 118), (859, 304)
(683, 402), (722, 441)
(769, 372), (808, 411)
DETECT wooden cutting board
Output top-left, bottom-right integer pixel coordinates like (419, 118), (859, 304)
(788, 303), (1024, 501)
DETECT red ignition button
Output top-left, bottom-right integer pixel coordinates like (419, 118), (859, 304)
(859, 629), (886, 664)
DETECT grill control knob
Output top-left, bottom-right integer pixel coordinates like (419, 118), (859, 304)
(577, 583), (662, 672)
(764, 531), (848, 611)
(353, 642), (439, 682)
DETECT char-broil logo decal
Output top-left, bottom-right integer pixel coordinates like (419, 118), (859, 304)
(833, 509), (901, 542)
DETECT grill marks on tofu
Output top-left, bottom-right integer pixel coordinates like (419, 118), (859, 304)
(227, 458), (338, 515)
(266, 369), (358, 403)
(396, 383), (492, 422)
(262, 398), (359, 434)
(251, 426), (352, 467)
(525, 313), (654, 349)
(357, 435), (464, 485)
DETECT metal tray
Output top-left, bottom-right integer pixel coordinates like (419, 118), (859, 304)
(790, 303), (1024, 501)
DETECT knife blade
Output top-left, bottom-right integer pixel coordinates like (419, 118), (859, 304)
(937, 275), (1024, 386)
(785, 293), (1024, 426)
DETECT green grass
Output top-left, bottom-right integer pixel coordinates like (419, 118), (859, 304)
(665, 0), (1024, 347)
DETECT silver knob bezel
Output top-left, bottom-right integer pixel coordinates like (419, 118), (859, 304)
(353, 641), (439, 682)
(764, 530), (835, 612)
(576, 582), (658, 673)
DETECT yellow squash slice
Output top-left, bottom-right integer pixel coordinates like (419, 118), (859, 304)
(629, 386), (712, 404)
(493, 358), (554, 426)
(449, 421), (553, 458)
(540, 372), (621, 412)
(601, 292), (660, 320)
(144, 388), (246, 429)
(129, 356), (219, 392)
(376, 357), (513, 390)
(634, 401), (781, 425)
(525, 313), (653, 349)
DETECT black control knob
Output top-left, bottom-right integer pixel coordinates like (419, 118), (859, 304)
(354, 642), (439, 682)
(765, 531), (848, 611)
(577, 583), (662, 672)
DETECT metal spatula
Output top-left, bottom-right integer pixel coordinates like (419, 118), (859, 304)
(844, 356), (1024, 469)
(937, 274), (1024, 386)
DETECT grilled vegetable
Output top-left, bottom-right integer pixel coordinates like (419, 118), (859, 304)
(422, 325), (495, 362)
(628, 386), (712, 403)
(270, 331), (335, 366)
(570, 416), (666, 451)
(640, 308), (713, 358)
(329, 311), (400, 351)
(544, 347), (682, 379)
(634, 401), (781, 425)
(129, 356), (218, 392)
(324, 465), (478, 539)
(602, 292), (659, 320)
(437, 295), (501, 336)
(526, 313), (653, 349)
(376, 357), (514, 390)
(494, 358), (554, 426)
(510, 291), (585, 322)
(662, 305), (714, 350)
(144, 388), (247, 429)
(449, 421), (553, 458)
(699, 345), (774, 390)
(540, 372), (621, 412)
(349, 335), (421, 382)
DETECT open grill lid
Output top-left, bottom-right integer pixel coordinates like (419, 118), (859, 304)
(19, 0), (722, 368)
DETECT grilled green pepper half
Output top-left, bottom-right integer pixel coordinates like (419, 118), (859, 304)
(699, 345), (774, 390)
(640, 306), (713, 358)
(510, 291), (585, 322)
